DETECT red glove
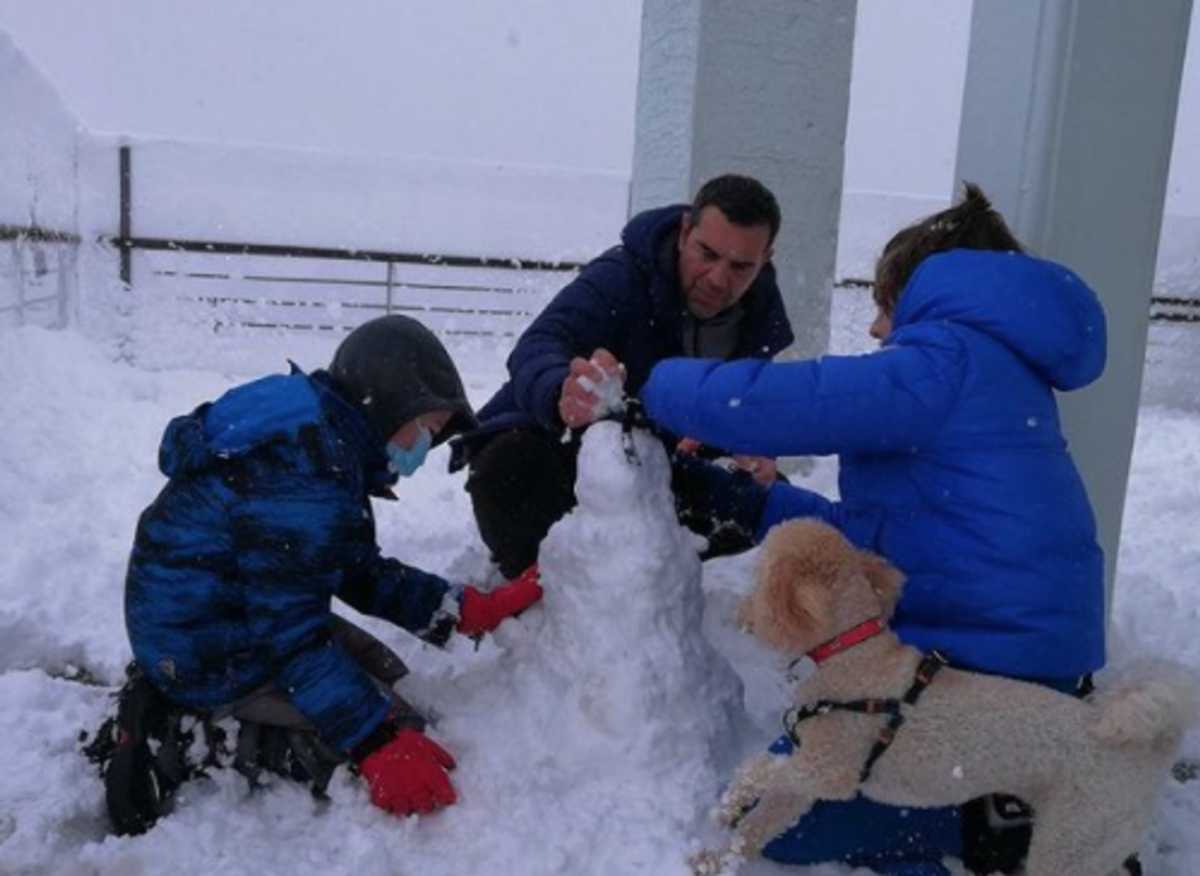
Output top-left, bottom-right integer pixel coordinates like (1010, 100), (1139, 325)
(457, 564), (544, 636)
(357, 729), (457, 816)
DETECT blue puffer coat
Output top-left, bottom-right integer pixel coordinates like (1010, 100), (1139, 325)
(641, 250), (1107, 679)
(451, 205), (794, 463)
(125, 368), (453, 753)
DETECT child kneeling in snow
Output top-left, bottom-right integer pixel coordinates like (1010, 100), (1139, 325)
(640, 185), (1109, 876)
(104, 315), (541, 834)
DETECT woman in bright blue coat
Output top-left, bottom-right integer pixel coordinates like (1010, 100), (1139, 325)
(641, 186), (1107, 875)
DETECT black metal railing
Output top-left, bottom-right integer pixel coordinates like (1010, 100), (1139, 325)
(107, 241), (581, 337)
(0, 224), (80, 244)
(101, 145), (586, 337)
(1, 224), (79, 326)
(107, 234), (584, 274)
(98, 144), (1200, 332)
(1150, 294), (1200, 323)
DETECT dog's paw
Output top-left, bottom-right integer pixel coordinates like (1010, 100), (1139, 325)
(715, 783), (760, 828)
(732, 806), (779, 857)
(715, 797), (757, 829)
(716, 753), (779, 827)
(733, 790), (816, 858)
(688, 847), (742, 876)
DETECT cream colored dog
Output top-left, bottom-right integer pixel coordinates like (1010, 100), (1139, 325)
(696, 519), (1194, 876)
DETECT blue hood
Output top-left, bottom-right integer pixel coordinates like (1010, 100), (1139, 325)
(157, 368), (393, 498)
(893, 249), (1107, 390)
(620, 204), (688, 276)
(158, 371), (325, 478)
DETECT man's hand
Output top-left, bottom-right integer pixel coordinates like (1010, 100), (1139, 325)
(678, 438), (777, 486)
(558, 348), (625, 429)
(733, 455), (778, 486)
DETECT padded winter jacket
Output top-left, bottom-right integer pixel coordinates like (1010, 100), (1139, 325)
(641, 249), (1107, 679)
(125, 368), (454, 753)
(450, 205), (795, 464)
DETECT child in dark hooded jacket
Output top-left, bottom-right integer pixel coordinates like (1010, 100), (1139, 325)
(640, 185), (1107, 875)
(121, 315), (542, 826)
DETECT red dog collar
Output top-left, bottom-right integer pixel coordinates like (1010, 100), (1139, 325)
(807, 617), (886, 664)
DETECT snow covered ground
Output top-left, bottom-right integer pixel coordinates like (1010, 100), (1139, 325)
(1, 289), (1198, 876)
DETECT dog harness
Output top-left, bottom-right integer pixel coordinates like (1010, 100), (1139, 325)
(782, 649), (949, 784)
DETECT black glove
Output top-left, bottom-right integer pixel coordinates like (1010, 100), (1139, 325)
(670, 453), (770, 558)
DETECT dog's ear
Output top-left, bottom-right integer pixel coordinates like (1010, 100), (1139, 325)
(748, 520), (852, 652)
(743, 552), (829, 653)
(858, 550), (905, 618)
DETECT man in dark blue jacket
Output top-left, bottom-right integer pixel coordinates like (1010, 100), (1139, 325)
(114, 316), (542, 834)
(452, 174), (795, 578)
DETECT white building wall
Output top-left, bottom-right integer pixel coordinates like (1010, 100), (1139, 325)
(1159, 4), (1200, 294)
(2, 3), (1197, 297)
(0, 33), (82, 328)
(0, 32), (78, 232)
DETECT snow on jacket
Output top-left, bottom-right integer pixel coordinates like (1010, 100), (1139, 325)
(125, 367), (454, 753)
(641, 249), (1107, 679)
(450, 204), (795, 465)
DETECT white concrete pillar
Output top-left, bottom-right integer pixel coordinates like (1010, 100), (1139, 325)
(630, 0), (857, 358)
(955, 0), (1193, 608)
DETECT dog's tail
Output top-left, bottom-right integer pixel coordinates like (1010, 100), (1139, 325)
(1088, 661), (1199, 751)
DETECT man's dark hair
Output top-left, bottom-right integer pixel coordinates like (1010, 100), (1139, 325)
(873, 181), (1024, 315)
(690, 174), (782, 244)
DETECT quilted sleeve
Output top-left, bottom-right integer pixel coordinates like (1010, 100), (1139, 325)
(640, 323), (968, 459)
(507, 255), (633, 430)
(230, 469), (393, 754)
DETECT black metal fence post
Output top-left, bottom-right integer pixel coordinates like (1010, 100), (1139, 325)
(119, 145), (132, 286)
(385, 261), (395, 314)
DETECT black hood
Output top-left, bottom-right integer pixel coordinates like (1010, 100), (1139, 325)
(329, 315), (478, 446)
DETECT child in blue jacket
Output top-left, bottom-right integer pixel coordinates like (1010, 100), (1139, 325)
(116, 315), (541, 832)
(641, 185), (1107, 875)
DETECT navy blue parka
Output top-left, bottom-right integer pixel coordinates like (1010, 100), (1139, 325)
(125, 368), (456, 753)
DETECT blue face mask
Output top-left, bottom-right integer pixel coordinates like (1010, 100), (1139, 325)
(386, 425), (432, 478)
